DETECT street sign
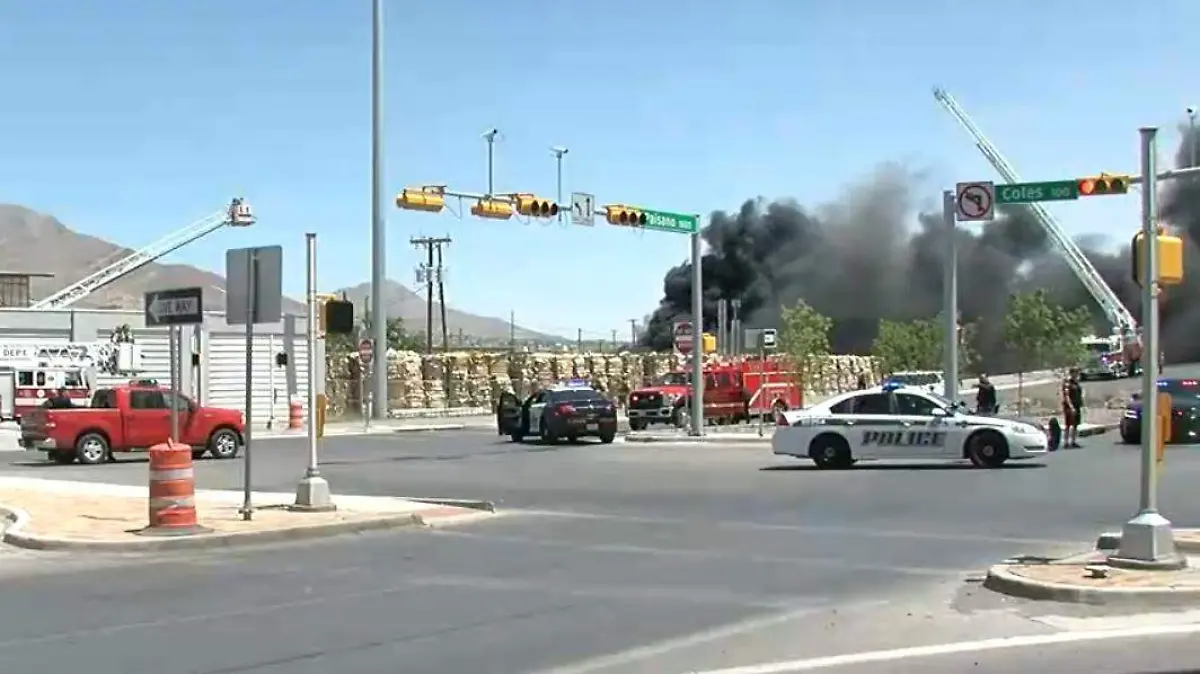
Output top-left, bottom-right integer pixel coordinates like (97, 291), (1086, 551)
(995, 180), (1079, 205)
(225, 245), (283, 325)
(673, 319), (694, 353)
(643, 209), (699, 235)
(570, 192), (595, 226)
(144, 287), (204, 327)
(955, 181), (995, 222)
(358, 338), (374, 365)
(760, 328), (777, 350)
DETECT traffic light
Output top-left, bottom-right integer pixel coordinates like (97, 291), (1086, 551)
(471, 199), (514, 220)
(513, 194), (558, 218)
(1131, 227), (1185, 287)
(605, 204), (647, 226)
(395, 186), (446, 213)
(322, 299), (355, 335)
(1078, 174), (1130, 197)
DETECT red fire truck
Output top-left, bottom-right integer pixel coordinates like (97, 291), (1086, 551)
(625, 356), (803, 430)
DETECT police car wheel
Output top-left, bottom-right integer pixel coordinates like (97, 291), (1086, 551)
(809, 435), (853, 470)
(966, 430), (1008, 468)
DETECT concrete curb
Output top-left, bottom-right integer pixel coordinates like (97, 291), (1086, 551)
(1096, 530), (1200, 554)
(983, 563), (1200, 606)
(404, 497), (497, 513)
(257, 423), (471, 442)
(624, 433), (768, 445)
(1078, 423), (1117, 438)
(0, 503), (430, 553)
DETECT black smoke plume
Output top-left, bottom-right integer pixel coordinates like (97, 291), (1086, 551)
(641, 130), (1200, 372)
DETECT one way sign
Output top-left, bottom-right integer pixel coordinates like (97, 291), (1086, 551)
(144, 287), (204, 327)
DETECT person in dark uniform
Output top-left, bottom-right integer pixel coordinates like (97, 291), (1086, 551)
(1061, 368), (1083, 448)
(856, 374), (868, 390)
(975, 374), (997, 415)
(44, 387), (74, 409)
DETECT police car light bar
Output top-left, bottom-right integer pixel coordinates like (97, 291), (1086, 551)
(881, 380), (907, 393)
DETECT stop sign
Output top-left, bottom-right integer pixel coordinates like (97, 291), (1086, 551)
(673, 320), (694, 354)
(358, 338), (374, 365)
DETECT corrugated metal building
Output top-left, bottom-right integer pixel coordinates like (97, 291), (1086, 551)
(0, 307), (311, 428)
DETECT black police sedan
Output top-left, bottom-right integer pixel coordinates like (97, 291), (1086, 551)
(1119, 378), (1200, 444)
(497, 381), (619, 444)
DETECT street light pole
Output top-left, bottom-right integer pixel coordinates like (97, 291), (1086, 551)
(483, 129), (500, 196)
(293, 233), (335, 512)
(552, 147), (568, 223)
(942, 190), (958, 403)
(1112, 127), (1181, 569)
(369, 0), (388, 420)
(1188, 107), (1197, 168)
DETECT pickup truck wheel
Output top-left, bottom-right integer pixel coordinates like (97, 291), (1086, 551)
(75, 433), (109, 465)
(208, 429), (240, 460)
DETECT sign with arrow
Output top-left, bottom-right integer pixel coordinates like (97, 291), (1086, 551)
(144, 287), (204, 327)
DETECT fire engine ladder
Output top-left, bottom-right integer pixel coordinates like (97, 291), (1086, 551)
(932, 88), (1138, 336)
(29, 198), (256, 310)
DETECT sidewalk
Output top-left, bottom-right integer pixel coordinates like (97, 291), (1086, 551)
(258, 416), (495, 441)
(0, 476), (496, 552)
(984, 530), (1200, 606)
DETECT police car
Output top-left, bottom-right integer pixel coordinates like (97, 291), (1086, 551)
(495, 380), (619, 444)
(772, 381), (1048, 469)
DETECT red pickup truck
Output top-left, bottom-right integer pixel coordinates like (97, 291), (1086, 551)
(19, 384), (245, 465)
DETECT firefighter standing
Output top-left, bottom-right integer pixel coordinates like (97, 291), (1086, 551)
(1061, 368), (1084, 448)
(975, 374), (997, 415)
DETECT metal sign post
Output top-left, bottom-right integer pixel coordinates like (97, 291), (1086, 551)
(143, 287), (205, 444)
(359, 337), (374, 433)
(226, 245), (284, 521)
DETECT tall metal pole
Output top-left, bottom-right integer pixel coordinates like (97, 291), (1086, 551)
(294, 233), (335, 511)
(168, 326), (179, 442)
(484, 129), (499, 196)
(552, 147), (568, 222)
(1189, 110), (1197, 168)
(1114, 127), (1179, 567)
(240, 251), (256, 521)
(369, 0), (388, 420)
(942, 190), (959, 402)
(689, 231), (705, 437)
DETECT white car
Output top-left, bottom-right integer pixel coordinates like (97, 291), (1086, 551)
(772, 383), (1048, 469)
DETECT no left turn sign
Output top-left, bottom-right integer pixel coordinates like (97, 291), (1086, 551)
(955, 181), (995, 222)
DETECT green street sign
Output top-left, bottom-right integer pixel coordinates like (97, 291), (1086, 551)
(995, 180), (1079, 205)
(642, 208), (699, 235)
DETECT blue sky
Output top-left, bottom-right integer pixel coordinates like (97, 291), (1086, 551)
(1, 0), (1196, 339)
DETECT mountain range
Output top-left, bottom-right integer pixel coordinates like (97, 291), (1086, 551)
(0, 204), (559, 342)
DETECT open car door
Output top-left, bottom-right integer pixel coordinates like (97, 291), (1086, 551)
(497, 391), (521, 437)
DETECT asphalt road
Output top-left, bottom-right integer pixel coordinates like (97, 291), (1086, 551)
(2, 425), (1200, 673)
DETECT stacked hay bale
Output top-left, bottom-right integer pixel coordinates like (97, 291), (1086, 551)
(391, 351), (424, 410)
(421, 354), (446, 408)
(487, 352), (513, 403)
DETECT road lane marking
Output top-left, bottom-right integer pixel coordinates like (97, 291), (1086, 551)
(681, 621), (1200, 673)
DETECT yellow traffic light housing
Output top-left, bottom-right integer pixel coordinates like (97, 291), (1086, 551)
(396, 186), (446, 213)
(1131, 227), (1184, 287)
(513, 194), (559, 218)
(605, 205), (647, 227)
(471, 199), (514, 220)
(1078, 174), (1130, 197)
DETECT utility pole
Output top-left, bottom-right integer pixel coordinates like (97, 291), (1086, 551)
(576, 328), (583, 352)
(411, 236), (452, 355)
(369, 0), (387, 420)
(435, 239), (449, 352)
(551, 146), (569, 223)
(509, 310), (516, 351)
(483, 129), (500, 196)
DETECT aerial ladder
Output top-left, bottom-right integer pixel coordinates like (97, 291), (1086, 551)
(932, 88), (1141, 364)
(30, 198), (255, 310)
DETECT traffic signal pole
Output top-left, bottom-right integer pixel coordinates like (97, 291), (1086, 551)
(690, 232), (705, 437)
(369, 0), (388, 421)
(1112, 128), (1183, 569)
(941, 190), (958, 403)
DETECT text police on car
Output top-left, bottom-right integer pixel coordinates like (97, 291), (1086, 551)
(495, 380), (619, 444)
(771, 380), (1048, 469)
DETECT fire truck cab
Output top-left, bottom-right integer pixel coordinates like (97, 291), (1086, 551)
(0, 343), (106, 422)
(626, 356), (803, 430)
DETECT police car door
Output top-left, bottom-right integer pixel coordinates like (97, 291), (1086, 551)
(527, 391), (549, 433)
(893, 392), (958, 458)
(845, 392), (908, 460)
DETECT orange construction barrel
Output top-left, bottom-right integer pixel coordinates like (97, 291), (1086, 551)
(288, 400), (303, 429)
(137, 441), (211, 537)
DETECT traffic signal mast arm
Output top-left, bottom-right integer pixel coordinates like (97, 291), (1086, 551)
(30, 198), (256, 311)
(396, 186), (557, 219)
(933, 88), (1138, 335)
